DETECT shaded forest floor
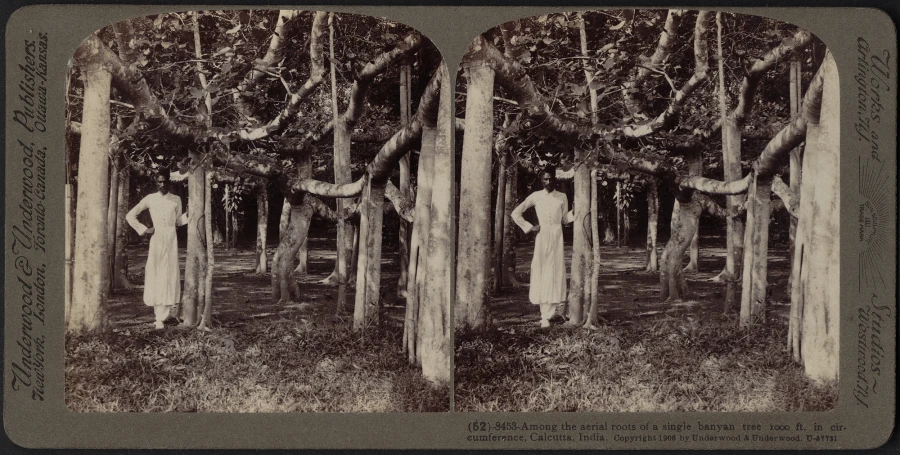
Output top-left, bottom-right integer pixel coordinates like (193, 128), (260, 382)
(66, 235), (449, 412)
(455, 235), (838, 412)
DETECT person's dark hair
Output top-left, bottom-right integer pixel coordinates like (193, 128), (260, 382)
(156, 168), (171, 181)
(541, 166), (557, 179)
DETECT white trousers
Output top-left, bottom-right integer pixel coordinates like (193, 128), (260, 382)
(153, 304), (173, 323)
(539, 302), (559, 322)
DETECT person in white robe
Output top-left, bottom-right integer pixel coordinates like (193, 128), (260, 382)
(511, 168), (574, 327)
(126, 169), (188, 329)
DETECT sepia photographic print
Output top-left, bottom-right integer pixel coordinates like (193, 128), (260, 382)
(454, 10), (841, 412)
(63, 9), (451, 413)
(3, 3), (897, 450)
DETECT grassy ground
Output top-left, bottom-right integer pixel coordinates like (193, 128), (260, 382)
(454, 237), (838, 412)
(66, 236), (448, 412)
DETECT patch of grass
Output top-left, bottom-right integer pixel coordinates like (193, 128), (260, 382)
(66, 320), (448, 412)
(455, 315), (837, 412)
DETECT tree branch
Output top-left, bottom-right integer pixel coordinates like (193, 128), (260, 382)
(385, 181), (415, 222)
(694, 193), (733, 218)
(771, 175), (799, 217)
(232, 10), (303, 121)
(624, 10), (685, 116)
(731, 29), (814, 125)
(474, 35), (616, 139)
(341, 31), (424, 126)
(236, 11), (328, 141)
(624, 12), (712, 138)
(351, 124), (397, 143)
(292, 175), (368, 198)
(307, 194), (347, 220)
(678, 173), (752, 195)
(209, 148), (285, 180)
(73, 13), (329, 144)
(753, 60), (824, 177)
(365, 66), (442, 183)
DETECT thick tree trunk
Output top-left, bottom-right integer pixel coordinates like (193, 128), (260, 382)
(105, 160), (120, 294)
(455, 63), (495, 331)
(568, 150), (591, 325)
(684, 149), (702, 272)
(789, 52), (839, 382)
(186, 15), (212, 327)
(113, 168), (133, 288)
(353, 179), (387, 330)
(739, 174), (773, 327)
(70, 64), (112, 333)
(271, 196), (312, 303)
(645, 179), (659, 272)
(404, 127), (437, 362)
(659, 195), (700, 302)
(403, 142), (432, 359)
(255, 183), (269, 274)
(280, 198), (308, 274)
(273, 149), (315, 302)
(501, 161), (523, 287)
(419, 63), (452, 384)
(182, 163), (208, 326)
(397, 63), (412, 296)
(492, 150), (508, 293)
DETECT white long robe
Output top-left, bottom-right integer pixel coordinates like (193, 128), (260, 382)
(511, 190), (575, 305)
(125, 192), (187, 307)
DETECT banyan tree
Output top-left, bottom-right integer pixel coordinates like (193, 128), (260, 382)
(65, 10), (451, 384)
(454, 10), (838, 382)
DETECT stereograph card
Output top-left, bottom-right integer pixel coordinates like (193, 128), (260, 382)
(2, 1), (897, 450)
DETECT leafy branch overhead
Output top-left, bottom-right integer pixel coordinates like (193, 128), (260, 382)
(462, 10), (821, 191)
(70, 10), (435, 201)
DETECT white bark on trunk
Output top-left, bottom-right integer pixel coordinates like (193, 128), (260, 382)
(182, 162), (208, 326)
(739, 175), (773, 327)
(404, 127), (436, 362)
(790, 52), (839, 382)
(70, 63), (112, 333)
(353, 180), (386, 330)
(568, 149), (591, 325)
(420, 63), (452, 384)
(684, 149), (702, 273)
(455, 63), (495, 330)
